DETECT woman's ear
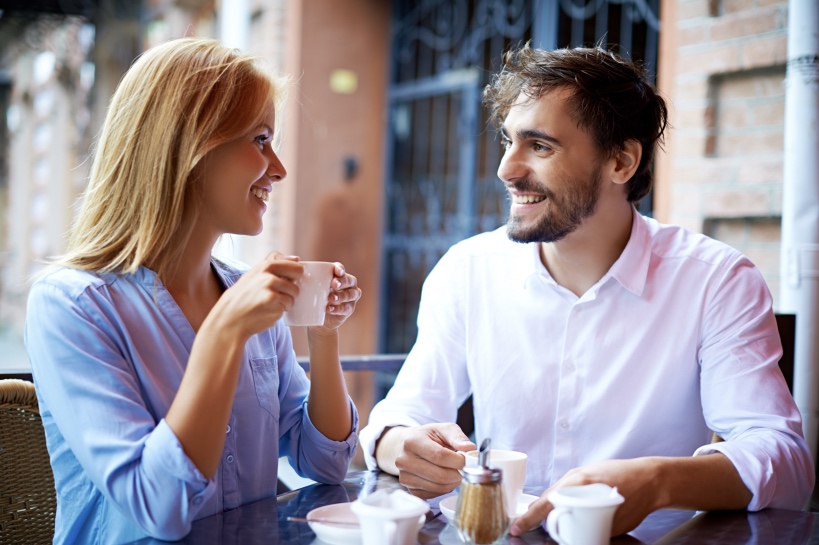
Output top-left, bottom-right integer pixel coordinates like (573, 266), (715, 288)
(609, 139), (642, 186)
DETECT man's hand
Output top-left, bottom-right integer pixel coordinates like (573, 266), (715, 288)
(510, 458), (664, 537)
(510, 453), (751, 538)
(376, 423), (476, 499)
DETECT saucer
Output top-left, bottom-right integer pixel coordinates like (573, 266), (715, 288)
(439, 493), (538, 524)
(306, 503), (361, 545)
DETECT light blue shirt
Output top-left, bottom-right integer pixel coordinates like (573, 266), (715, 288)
(25, 258), (358, 544)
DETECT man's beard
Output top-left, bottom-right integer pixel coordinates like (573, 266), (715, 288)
(506, 166), (603, 243)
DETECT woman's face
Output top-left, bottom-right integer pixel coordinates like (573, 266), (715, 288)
(198, 109), (285, 238)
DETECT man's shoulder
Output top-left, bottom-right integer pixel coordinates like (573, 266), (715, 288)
(643, 215), (745, 269)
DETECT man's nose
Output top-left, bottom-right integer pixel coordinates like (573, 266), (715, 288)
(497, 145), (522, 183)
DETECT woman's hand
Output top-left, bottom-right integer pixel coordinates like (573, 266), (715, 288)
(210, 252), (303, 340)
(309, 262), (361, 335)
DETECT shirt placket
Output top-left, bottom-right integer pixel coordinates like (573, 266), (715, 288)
(222, 412), (240, 509)
(551, 300), (584, 482)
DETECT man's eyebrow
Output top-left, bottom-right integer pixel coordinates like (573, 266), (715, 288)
(519, 128), (561, 146)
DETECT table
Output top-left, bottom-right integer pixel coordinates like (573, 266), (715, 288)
(131, 471), (818, 544)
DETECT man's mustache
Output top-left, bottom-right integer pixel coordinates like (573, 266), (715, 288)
(504, 179), (553, 199)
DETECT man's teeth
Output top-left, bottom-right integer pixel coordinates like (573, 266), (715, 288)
(251, 188), (269, 202)
(513, 194), (545, 204)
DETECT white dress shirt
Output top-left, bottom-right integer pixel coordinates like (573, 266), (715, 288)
(360, 210), (813, 510)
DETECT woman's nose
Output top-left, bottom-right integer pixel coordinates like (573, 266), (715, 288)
(267, 149), (287, 181)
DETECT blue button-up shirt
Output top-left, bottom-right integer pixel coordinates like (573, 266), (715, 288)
(25, 258), (358, 544)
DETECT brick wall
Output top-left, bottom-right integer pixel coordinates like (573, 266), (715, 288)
(657, 0), (788, 306)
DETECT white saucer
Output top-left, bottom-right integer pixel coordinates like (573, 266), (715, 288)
(439, 493), (538, 523)
(306, 503), (361, 545)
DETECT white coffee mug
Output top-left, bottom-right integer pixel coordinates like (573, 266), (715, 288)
(282, 261), (334, 327)
(546, 484), (625, 545)
(350, 489), (429, 545)
(464, 449), (528, 518)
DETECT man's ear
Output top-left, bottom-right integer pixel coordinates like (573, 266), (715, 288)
(608, 139), (642, 186)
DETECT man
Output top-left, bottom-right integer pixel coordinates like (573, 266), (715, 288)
(359, 45), (814, 537)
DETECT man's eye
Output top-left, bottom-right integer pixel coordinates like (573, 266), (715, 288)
(533, 142), (549, 152)
(501, 140), (511, 150)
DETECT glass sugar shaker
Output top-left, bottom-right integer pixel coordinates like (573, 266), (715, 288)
(454, 439), (509, 545)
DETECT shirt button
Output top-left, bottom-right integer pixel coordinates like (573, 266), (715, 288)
(226, 454), (235, 464)
(193, 496), (203, 506)
(561, 422), (570, 430)
(226, 425), (231, 434)
(566, 362), (575, 372)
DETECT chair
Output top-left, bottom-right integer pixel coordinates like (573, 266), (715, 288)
(0, 379), (56, 544)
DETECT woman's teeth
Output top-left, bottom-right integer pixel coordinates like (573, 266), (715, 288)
(513, 194), (545, 204)
(252, 188), (269, 202)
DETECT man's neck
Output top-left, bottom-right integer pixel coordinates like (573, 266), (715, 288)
(539, 201), (634, 298)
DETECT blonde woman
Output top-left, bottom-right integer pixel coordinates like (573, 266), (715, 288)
(24, 38), (361, 543)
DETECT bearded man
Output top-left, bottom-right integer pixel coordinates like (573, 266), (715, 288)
(359, 44), (813, 537)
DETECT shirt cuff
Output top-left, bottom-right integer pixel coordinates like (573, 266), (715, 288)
(300, 398), (359, 454)
(145, 419), (215, 507)
(359, 414), (424, 470)
(693, 441), (769, 510)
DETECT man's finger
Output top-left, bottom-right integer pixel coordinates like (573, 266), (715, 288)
(432, 424), (476, 453)
(407, 435), (471, 470)
(510, 495), (552, 536)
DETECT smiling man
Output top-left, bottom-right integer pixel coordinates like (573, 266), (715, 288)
(359, 45), (813, 536)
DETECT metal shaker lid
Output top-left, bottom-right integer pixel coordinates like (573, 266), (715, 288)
(462, 465), (503, 484)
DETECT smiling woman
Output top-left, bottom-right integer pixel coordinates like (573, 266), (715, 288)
(24, 38), (362, 544)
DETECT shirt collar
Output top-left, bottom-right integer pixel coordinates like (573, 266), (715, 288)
(521, 205), (653, 297)
(606, 206), (652, 297)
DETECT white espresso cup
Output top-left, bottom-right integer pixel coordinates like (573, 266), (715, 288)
(282, 261), (334, 327)
(464, 449), (528, 518)
(546, 484), (625, 545)
(350, 489), (429, 545)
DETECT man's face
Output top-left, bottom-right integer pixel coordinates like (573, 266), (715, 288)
(498, 89), (605, 243)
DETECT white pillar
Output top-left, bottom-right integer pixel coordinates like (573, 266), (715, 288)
(781, 0), (819, 464)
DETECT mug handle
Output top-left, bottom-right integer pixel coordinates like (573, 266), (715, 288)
(546, 507), (571, 545)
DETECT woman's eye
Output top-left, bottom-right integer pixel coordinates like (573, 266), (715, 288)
(501, 140), (511, 150)
(254, 134), (270, 148)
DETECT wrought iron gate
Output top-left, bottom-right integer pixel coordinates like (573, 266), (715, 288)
(380, 0), (661, 355)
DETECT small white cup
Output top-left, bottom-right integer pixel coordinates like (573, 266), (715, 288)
(282, 261), (334, 327)
(546, 484), (625, 545)
(350, 489), (429, 545)
(464, 449), (528, 518)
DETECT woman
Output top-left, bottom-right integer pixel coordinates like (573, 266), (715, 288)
(25, 38), (361, 543)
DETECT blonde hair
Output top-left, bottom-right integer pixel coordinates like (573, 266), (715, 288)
(54, 37), (287, 279)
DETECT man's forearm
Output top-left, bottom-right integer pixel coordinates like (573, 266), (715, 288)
(374, 426), (408, 475)
(655, 452), (752, 511)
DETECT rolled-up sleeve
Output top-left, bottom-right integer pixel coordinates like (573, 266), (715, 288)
(696, 256), (814, 510)
(26, 282), (214, 541)
(274, 323), (358, 485)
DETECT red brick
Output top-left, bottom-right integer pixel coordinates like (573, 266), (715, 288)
(678, 44), (741, 75)
(743, 247), (781, 273)
(723, 0), (757, 14)
(679, 25), (708, 47)
(679, 0), (711, 21)
(740, 35), (788, 70)
(674, 77), (711, 100)
(717, 130), (784, 156)
(737, 159), (783, 184)
(700, 157), (740, 184)
(703, 189), (770, 216)
(748, 218), (782, 243)
(675, 132), (710, 158)
(718, 104), (750, 128)
(711, 10), (780, 42)
(757, 0), (787, 8)
(709, 218), (747, 244)
(752, 101), (785, 126)
(675, 105), (712, 129)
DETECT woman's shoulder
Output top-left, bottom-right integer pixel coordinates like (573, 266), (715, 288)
(31, 266), (116, 300)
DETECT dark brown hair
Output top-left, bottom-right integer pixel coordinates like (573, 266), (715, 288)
(483, 44), (668, 203)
